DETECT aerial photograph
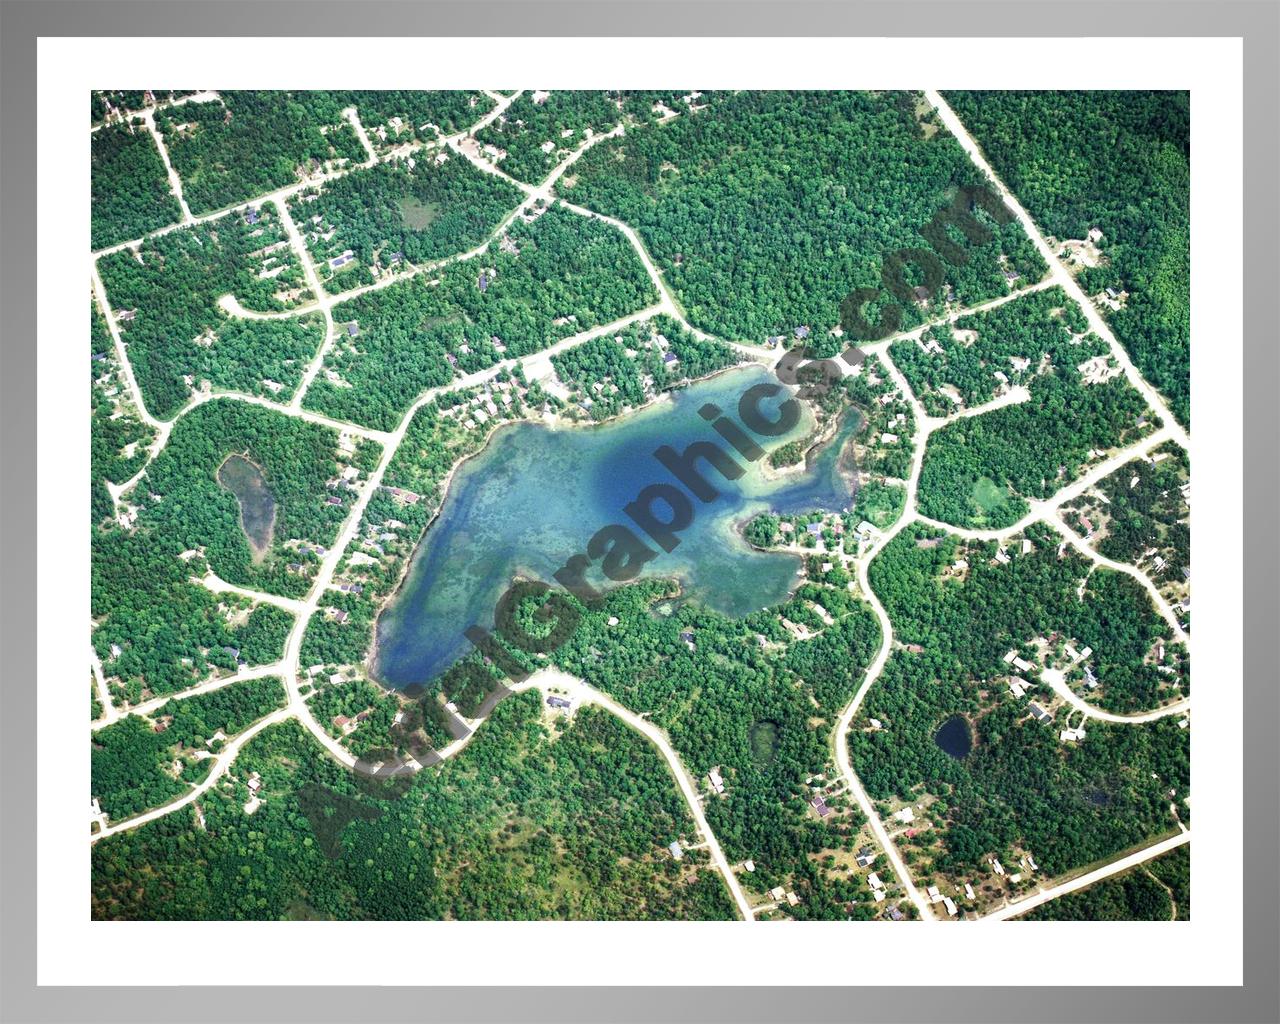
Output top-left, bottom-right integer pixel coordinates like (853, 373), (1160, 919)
(88, 88), (1191, 923)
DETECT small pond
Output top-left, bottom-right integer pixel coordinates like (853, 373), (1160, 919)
(934, 714), (973, 760)
(217, 454), (276, 561)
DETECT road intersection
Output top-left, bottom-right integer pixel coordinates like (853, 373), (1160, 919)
(90, 90), (1191, 923)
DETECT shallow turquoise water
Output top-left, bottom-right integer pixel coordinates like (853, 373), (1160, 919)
(376, 366), (859, 688)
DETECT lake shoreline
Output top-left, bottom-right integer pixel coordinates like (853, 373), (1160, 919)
(366, 359), (759, 689)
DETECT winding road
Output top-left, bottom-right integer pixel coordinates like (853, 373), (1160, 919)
(89, 88), (1192, 923)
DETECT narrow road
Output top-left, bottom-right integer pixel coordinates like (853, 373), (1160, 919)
(200, 572), (309, 616)
(89, 90), (1194, 928)
(91, 706), (295, 843)
(979, 831), (1190, 921)
(93, 661), (288, 729)
(511, 668), (754, 922)
(139, 108), (194, 224)
(925, 90), (1189, 451)
(90, 647), (118, 726)
(343, 106), (378, 167)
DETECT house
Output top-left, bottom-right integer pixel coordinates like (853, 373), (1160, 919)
(887, 905), (903, 919)
(805, 522), (824, 536)
(606, 616), (619, 627)
(708, 768), (725, 795)
(769, 886), (786, 901)
(244, 207), (260, 225)
(326, 496), (343, 506)
(546, 695), (572, 710)
(1012, 656), (1034, 673)
(346, 322), (359, 337)
(743, 859), (755, 873)
(964, 883), (975, 900)
(942, 896), (958, 916)
(1027, 703), (1053, 723)
(329, 673), (343, 686)
(990, 858), (1005, 876)
(786, 891), (800, 907)
(331, 609), (349, 624)
(246, 773), (262, 794)
(662, 351), (679, 366)
(894, 806), (915, 824)
(1087, 227), (1103, 243)
(873, 889), (887, 903)
(911, 285), (931, 304)
(794, 325), (810, 340)
(855, 847), (876, 868)
(926, 885), (941, 902)
(868, 718), (883, 730)
(329, 251), (355, 269)
(1009, 678), (1027, 699)
(867, 872), (884, 891)
(810, 795), (831, 817)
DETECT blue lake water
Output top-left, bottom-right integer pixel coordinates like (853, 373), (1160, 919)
(375, 366), (860, 689)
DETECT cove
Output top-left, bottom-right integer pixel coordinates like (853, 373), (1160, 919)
(375, 365), (860, 689)
(217, 454), (275, 560)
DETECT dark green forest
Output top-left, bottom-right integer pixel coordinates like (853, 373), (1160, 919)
(91, 401), (358, 699)
(304, 204), (656, 430)
(97, 206), (324, 418)
(563, 90), (1046, 342)
(1021, 845), (1188, 920)
(91, 121), (183, 248)
(155, 92), (365, 215)
(475, 90), (623, 183)
(290, 154), (524, 287)
(93, 696), (737, 920)
(944, 91), (1190, 425)
(550, 315), (739, 420)
(91, 305), (154, 524)
(92, 677), (285, 821)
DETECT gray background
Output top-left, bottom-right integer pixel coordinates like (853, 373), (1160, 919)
(2, 1), (1276, 1022)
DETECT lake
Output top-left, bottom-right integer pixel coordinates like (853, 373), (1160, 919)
(375, 366), (861, 689)
(217, 454), (275, 561)
(934, 714), (973, 760)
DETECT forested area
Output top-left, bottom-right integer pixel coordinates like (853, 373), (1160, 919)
(848, 522), (1188, 885)
(563, 90), (1046, 342)
(91, 305), (154, 524)
(543, 578), (888, 918)
(91, 676), (285, 822)
(1021, 845), (1188, 920)
(550, 315), (739, 421)
(139, 400), (358, 595)
(917, 372), (1151, 529)
(93, 697), (737, 920)
(305, 205), (656, 430)
(867, 523), (1185, 713)
(91, 121), (183, 248)
(475, 90), (623, 183)
(92, 401), (353, 699)
(1062, 442), (1189, 596)
(97, 207), (324, 418)
(306, 90), (494, 151)
(891, 286), (1092, 416)
(91, 91), (200, 126)
(154, 92), (366, 215)
(944, 91), (1190, 426)
(290, 154), (524, 288)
